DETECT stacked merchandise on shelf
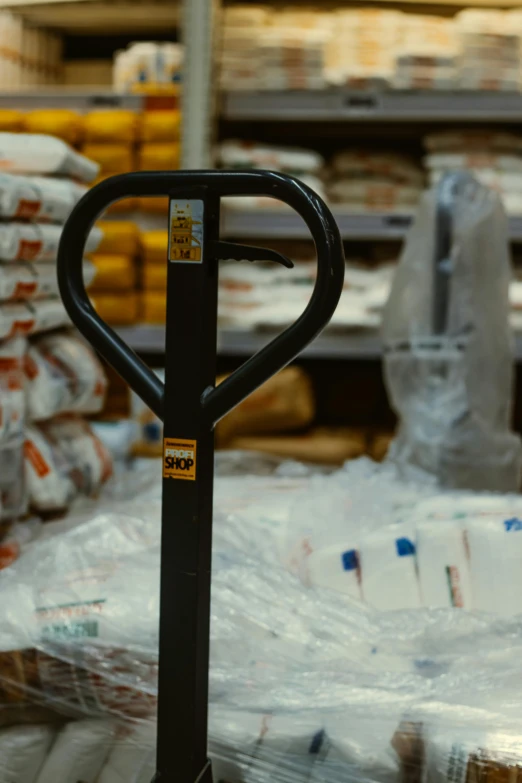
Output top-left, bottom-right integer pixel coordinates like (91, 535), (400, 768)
(326, 9), (401, 89)
(88, 221), (141, 327)
(2, 459), (522, 780)
(456, 10), (522, 91)
(327, 150), (424, 212)
(424, 130), (522, 216)
(81, 108), (181, 215)
(0, 104), (181, 332)
(113, 41), (183, 93)
(0, 132), (113, 526)
(0, 11), (62, 90)
(140, 230), (168, 326)
(219, 5), (522, 92)
(393, 14), (457, 90)
(218, 140), (326, 204)
(219, 256), (393, 333)
(129, 363), (377, 465)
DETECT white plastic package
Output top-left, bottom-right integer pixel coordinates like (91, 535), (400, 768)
(36, 721), (116, 783)
(25, 330), (107, 422)
(0, 222), (102, 263)
(0, 724), (56, 783)
(0, 299), (70, 341)
(24, 416), (113, 513)
(0, 133), (99, 182)
(0, 173), (87, 223)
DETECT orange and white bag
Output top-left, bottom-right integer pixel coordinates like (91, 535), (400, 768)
(0, 298), (70, 341)
(25, 330), (107, 422)
(0, 173), (87, 222)
(0, 132), (99, 181)
(24, 416), (113, 513)
(0, 222), (102, 263)
(0, 337), (27, 521)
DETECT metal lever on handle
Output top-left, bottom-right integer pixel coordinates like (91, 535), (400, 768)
(57, 169), (345, 783)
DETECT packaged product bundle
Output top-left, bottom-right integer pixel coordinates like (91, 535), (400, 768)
(456, 10), (522, 91)
(0, 222), (102, 263)
(22, 110), (83, 145)
(328, 150), (424, 211)
(0, 174), (86, 223)
(83, 110), (138, 144)
(219, 140), (326, 205)
(139, 111), (181, 143)
(0, 336), (27, 521)
(88, 255), (137, 292)
(25, 330), (108, 422)
(325, 9), (402, 87)
(0, 133), (99, 182)
(5, 458), (522, 783)
(91, 293), (140, 326)
(95, 221), (140, 257)
(82, 144), (135, 175)
(0, 263), (60, 302)
(24, 416), (113, 513)
(140, 230), (168, 265)
(393, 14), (457, 90)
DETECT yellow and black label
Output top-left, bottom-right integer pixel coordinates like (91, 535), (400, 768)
(168, 199), (203, 263)
(163, 437), (197, 480)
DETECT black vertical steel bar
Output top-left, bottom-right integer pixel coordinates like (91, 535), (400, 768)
(156, 189), (219, 783)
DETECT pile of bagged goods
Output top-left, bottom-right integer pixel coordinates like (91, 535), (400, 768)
(1, 456), (522, 783)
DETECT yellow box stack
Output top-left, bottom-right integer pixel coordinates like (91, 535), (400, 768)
(140, 230), (168, 324)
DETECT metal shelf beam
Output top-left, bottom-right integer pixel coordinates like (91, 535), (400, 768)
(115, 326), (522, 360)
(222, 207), (522, 242)
(222, 89), (522, 123)
(0, 90), (143, 110)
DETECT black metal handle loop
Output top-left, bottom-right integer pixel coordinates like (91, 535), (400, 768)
(57, 170), (345, 425)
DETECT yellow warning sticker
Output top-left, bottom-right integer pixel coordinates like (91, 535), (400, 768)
(163, 438), (197, 480)
(168, 200), (203, 263)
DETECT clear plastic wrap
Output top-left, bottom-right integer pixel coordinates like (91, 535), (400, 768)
(383, 173), (522, 491)
(0, 336), (27, 521)
(2, 458), (522, 783)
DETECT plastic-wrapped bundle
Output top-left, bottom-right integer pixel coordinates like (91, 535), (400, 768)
(25, 330), (107, 422)
(5, 460), (522, 783)
(383, 173), (522, 492)
(0, 336), (27, 521)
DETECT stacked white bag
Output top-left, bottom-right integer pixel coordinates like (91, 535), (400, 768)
(0, 133), (113, 522)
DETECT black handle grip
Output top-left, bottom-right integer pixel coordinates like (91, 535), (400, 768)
(57, 170), (345, 425)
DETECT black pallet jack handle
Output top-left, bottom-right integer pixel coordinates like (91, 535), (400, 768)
(57, 169), (345, 783)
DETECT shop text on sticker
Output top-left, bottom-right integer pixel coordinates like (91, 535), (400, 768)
(168, 200), (204, 263)
(163, 437), (197, 480)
